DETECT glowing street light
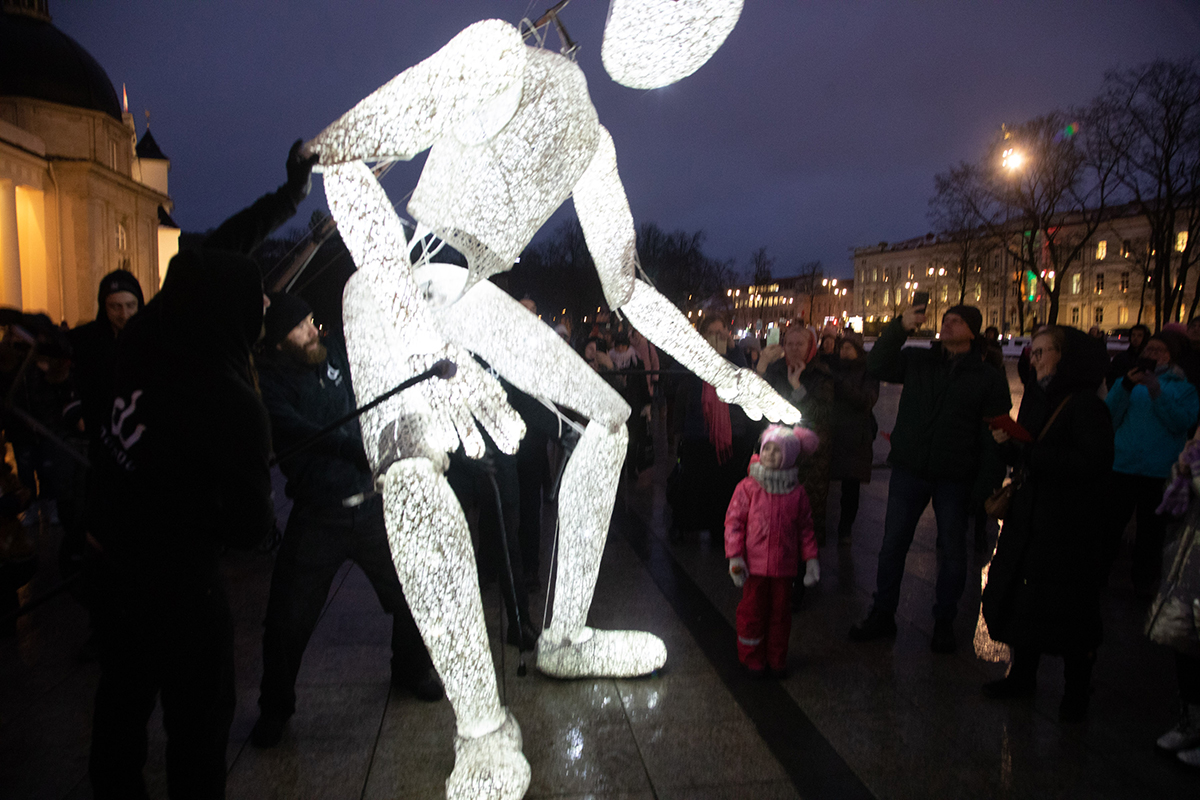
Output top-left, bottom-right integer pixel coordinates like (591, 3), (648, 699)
(1002, 147), (1024, 171)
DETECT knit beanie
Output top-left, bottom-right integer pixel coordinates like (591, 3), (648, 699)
(263, 292), (312, 349)
(97, 269), (144, 309)
(761, 424), (820, 469)
(943, 304), (982, 338)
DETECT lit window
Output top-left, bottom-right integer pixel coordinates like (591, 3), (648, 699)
(883, 288), (890, 305)
(872, 269), (878, 282)
(973, 284), (981, 301)
(1122, 239), (1132, 257)
(1119, 306), (1129, 324)
(939, 284), (948, 303)
(1071, 274), (1082, 295)
(1096, 273), (1104, 293)
(1096, 240), (1107, 260)
(1072, 307), (1080, 325)
(116, 222), (128, 251)
(1120, 272), (1130, 292)
(1177, 232), (1189, 252)
(1095, 307), (1104, 324)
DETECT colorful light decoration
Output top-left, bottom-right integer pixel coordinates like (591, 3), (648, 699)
(309, 14), (793, 799)
(602, 0), (744, 89)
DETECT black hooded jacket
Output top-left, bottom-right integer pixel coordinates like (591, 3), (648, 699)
(259, 339), (373, 507)
(982, 326), (1114, 653)
(91, 248), (273, 587)
(69, 270), (146, 441)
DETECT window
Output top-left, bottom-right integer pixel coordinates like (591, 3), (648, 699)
(973, 284), (981, 301)
(1071, 307), (1080, 325)
(1119, 306), (1129, 324)
(872, 269), (878, 282)
(1095, 273), (1104, 293)
(1071, 274), (1082, 295)
(990, 310), (998, 325)
(108, 140), (118, 170)
(1095, 307), (1104, 325)
(1178, 232), (1189, 252)
(883, 288), (890, 306)
(1096, 240), (1107, 260)
(1121, 272), (1130, 292)
(994, 255), (1001, 270)
(115, 222), (128, 251)
(939, 284), (948, 303)
(1123, 239), (1132, 257)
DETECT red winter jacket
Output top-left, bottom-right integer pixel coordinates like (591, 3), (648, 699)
(724, 456), (817, 577)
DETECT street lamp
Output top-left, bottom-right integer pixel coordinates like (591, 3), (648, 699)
(1002, 147), (1024, 171)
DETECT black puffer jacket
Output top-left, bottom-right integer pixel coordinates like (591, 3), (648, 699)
(867, 318), (1011, 480)
(982, 327), (1113, 654)
(260, 340), (373, 507)
(92, 248), (274, 588)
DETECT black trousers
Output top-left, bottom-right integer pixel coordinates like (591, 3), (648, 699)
(1106, 472), (1168, 591)
(90, 574), (235, 800)
(259, 496), (431, 719)
(838, 479), (861, 537)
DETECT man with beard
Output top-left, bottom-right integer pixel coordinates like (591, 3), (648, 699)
(250, 293), (441, 748)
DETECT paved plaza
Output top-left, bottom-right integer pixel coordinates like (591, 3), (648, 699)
(3, 364), (1199, 799)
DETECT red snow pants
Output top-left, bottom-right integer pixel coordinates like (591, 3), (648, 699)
(735, 574), (792, 671)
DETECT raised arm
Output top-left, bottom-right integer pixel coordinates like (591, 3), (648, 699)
(573, 128), (798, 424)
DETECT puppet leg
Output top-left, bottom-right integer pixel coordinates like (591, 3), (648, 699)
(381, 459), (529, 800)
(419, 263), (667, 678)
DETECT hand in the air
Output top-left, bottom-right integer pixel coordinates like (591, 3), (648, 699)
(285, 139), (320, 203)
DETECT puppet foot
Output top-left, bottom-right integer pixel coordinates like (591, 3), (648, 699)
(445, 709), (529, 800)
(536, 626), (666, 678)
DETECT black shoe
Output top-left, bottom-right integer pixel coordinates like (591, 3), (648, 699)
(930, 619), (957, 654)
(848, 608), (897, 641)
(1059, 689), (1090, 723)
(250, 714), (287, 748)
(393, 667), (444, 702)
(982, 675), (1036, 699)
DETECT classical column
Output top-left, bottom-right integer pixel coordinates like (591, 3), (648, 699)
(0, 180), (23, 307)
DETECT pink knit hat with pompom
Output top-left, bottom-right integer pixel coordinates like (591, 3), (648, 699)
(760, 425), (820, 469)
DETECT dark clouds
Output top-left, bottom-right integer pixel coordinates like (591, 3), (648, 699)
(56, 1), (1200, 278)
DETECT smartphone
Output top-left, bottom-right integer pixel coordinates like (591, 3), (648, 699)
(912, 291), (929, 312)
(766, 327), (781, 346)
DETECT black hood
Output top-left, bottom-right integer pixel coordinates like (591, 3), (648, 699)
(1046, 326), (1107, 402)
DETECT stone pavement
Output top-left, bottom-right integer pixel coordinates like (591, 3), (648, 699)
(3, 362), (1199, 798)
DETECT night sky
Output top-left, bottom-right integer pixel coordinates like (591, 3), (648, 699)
(55, 1), (1200, 279)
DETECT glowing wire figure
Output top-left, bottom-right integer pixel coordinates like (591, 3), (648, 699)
(304, 6), (793, 798)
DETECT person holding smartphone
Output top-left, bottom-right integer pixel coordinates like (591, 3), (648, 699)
(849, 301), (1011, 654)
(1104, 333), (1199, 596)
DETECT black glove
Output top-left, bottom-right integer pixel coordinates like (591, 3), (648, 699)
(284, 139), (319, 205)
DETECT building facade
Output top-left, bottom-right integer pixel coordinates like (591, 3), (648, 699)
(852, 207), (1186, 335)
(0, 1), (177, 325)
(722, 271), (856, 334)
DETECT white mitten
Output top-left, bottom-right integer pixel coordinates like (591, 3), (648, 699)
(802, 558), (820, 587)
(728, 556), (747, 588)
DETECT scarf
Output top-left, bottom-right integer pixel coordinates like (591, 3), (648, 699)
(749, 461), (799, 494)
(701, 382), (732, 464)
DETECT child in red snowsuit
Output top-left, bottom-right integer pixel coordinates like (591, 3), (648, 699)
(725, 425), (820, 677)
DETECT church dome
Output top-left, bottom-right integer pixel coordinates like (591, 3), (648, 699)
(0, 4), (123, 121)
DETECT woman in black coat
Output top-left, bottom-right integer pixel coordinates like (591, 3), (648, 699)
(981, 325), (1113, 722)
(828, 332), (879, 544)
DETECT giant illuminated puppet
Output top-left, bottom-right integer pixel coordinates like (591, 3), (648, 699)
(303, 2), (795, 797)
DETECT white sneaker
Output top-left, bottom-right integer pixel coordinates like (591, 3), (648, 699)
(445, 709), (529, 800)
(536, 626), (667, 679)
(1157, 703), (1200, 752)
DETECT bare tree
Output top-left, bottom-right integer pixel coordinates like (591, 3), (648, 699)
(932, 111), (1119, 326)
(748, 246), (774, 285)
(929, 165), (991, 304)
(1094, 58), (1200, 327)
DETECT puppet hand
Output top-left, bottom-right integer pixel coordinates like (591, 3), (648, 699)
(724, 369), (801, 424)
(407, 344), (526, 459)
